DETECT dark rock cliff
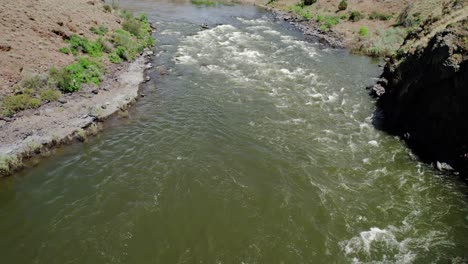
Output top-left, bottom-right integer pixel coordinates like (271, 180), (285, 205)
(372, 19), (468, 176)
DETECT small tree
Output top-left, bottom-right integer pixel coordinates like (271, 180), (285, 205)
(338, 0), (348, 11)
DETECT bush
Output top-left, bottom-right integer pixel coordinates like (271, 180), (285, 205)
(340, 14), (348, 20)
(290, 4), (313, 19)
(90, 25), (108, 35)
(323, 16), (340, 28)
(338, 0), (348, 11)
(369, 11), (392, 21)
(316, 15), (340, 31)
(1, 94), (41, 117)
(349, 11), (363, 22)
(21, 74), (47, 90)
(122, 12), (152, 39)
(68, 35), (103, 57)
(109, 46), (128, 63)
(49, 57), (103, 93)
(109, 51), (124, 64)
(359, 26), (369, 36)
(59, 47), (71, 54)
(316, 14), (324, 22)
(111, 29), (141, 60)
(39, 89), (61, 102)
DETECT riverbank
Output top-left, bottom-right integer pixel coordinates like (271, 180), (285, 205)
(0, 0), (155, 176)
(0, 53), (152, 176)
(251, 0), (458, 57)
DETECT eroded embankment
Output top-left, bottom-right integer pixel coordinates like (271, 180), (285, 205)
(0, 52), (152, 176)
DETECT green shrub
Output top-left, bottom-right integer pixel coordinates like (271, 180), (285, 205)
(191, 0), (216, 6)
(340, 14), (348, 20)
(323, 16), (340, 28)
(109, 46), (129, 63)
(359, 26), (369, 36)
(290, 4), (313, 20)
(111, 29), (141, 60)
(122, 12), (152, 39)
(68, 35), (103, 57)
(338, 0), (347, 11)
(49, 57), (103, 93)
(316, 15), (340, 30)
(369, 11), (392, 21)
(349, 11), (363, 22)
(1, 94), (41, 116)
(59, 47), (71, 54)
(109, 51), (124, 63)
(90, 25), (108, 35)
(40, 89), (61, 102)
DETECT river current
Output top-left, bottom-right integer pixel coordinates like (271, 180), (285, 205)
(0, 1), (467, 263)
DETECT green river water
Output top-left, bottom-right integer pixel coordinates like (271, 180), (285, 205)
(0, 1), (467, 263)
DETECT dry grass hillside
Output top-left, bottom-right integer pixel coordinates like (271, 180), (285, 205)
(0, 0), (122, 93)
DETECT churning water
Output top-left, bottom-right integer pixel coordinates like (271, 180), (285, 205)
(0, 1), (467, 263)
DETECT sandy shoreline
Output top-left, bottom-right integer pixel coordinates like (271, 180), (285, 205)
(0, 51), (153, 177)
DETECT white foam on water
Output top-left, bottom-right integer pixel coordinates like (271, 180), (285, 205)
(264, 29), (281, 35)
(341, 227), (416, 264)
(237, 17), (268, 25)
(246, 25), (271, 31)
(159, 29), (181, 35)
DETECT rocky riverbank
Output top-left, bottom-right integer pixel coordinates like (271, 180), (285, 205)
(0, 0), (156, 176)
(264, 6), (344, 48)
(371, 14), (468, 177)
(0, 52), (153, 176)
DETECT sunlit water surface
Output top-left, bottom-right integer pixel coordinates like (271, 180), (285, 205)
(1, 1), (467, 263)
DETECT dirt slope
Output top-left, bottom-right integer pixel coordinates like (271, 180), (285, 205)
(0, 0), (121, 93)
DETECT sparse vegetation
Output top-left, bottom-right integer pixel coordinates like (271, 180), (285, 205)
(190, 0), (216, 6)
(90, 25), (108, 36)
(290, 4), (313, 20)
(360, 27), (408, 56)
(39, 88), (61, 102)
(1, 93), (41, 117)
(349, 11), (363, 22)
(59, 47), (71, 54)
(1, 9), (154, 117)
(369, 11), (392, 21)
(0, 155), (20, 176)
(359, 26), (369, 36)
(75, 128), (87, 142)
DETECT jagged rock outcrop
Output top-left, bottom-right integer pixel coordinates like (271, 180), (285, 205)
(372, 19), (468, 176)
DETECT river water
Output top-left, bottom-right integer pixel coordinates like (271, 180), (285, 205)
(1, 1), (467, 263)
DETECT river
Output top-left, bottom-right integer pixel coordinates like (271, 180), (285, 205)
(0, 0), (467, 263)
